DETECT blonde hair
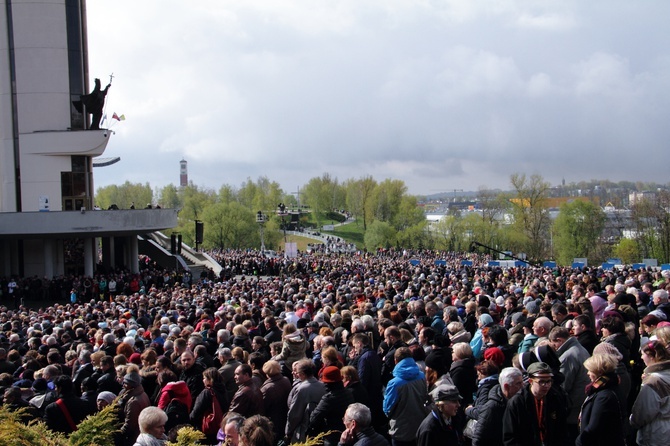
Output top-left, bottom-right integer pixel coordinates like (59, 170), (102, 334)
(583, 354), (617, 377)
(452, 342), (473, 360)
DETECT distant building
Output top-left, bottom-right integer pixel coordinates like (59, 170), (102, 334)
(629, 191), (656, 205)
(0, 1), (176, 278)
(180, 159), (188, 187)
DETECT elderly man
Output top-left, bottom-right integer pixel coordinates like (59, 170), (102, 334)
(471, 367), (524, 446)
(218, 347), (241, 402)
(416, 384), (462, 446)
(502, 362), (568, 446)
(549, 326), (591, 444)
(340, 403), (390, 446)
(286, 359), (326, 443)
(653, 289), (670, 320)
(532, 317), (554, 346)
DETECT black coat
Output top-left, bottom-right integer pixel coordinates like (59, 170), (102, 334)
(577, 330), (599, 355)
(309, 382), (355, 446)
(575, 374), (625, 446)
(502, 385), (569, 446)
(43, 393), (95, 434)
(450, 358), (477, 406)
(416, 409), (460, 446)
(190, 383), (228, 444)
(472, 384), (506, 446)
(180, 362), (205, 401)
(97, 368), (122, 394)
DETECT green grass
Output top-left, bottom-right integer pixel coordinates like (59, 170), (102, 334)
(322, 219), (366, 249)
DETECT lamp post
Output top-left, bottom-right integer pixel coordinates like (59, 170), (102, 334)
(256, 211), (266, 252)
(277, 203), (287, 242)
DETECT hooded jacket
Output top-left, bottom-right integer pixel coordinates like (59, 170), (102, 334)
(158, 380), (193, 411)
(383, 357), (429, 442)
(274, 331), (307, 369)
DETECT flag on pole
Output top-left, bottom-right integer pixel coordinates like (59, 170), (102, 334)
(112, 112), (120, 121)
(119, 114), (126, 121)
(100, 114), (107, 125)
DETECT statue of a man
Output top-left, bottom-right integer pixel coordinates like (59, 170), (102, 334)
(74, 78), (111, 130)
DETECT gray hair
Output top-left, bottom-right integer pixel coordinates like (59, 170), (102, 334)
(351, 319), (366, 332)
(138, 406), (168, 433)
(654, 289), (669, 303)
(499, 367), (523, 387)
(345, 403), (372, 427)
(217, 329), (231, 343)
(360, 315), (375, 330)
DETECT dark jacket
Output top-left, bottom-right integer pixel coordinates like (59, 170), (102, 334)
(472, 384), (507, 446)
(577, 330), (599, 355)
(450, 357), (477, 406)
(502, 385), (569, 446)
(180, 362), (205, 401)
(44, 393), (95, 434)
(416, 409), (461, 446)
(381, 340), (407, 385)
(97, 368), (122, 395)
(356, 347), (383, 425)
(341, 426), (389, 446)
(229, 381), (263, 417)
(346, 380), (370, 406)
(309, 382), (355, 446)
(465, 375), (498, 420)
(260, 374), (292, 441)
(190, 383), (228, 443)
(576, 373), (625, 446)
(118, 385), (151, 445)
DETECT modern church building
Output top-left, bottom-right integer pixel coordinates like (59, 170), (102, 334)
(0, 0), (177, 278)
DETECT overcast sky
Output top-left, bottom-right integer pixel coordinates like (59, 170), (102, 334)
(87, 1), (670, 197)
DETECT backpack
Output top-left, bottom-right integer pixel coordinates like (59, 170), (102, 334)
(164, 398), (190, 432)
(202, 389), (224, 435)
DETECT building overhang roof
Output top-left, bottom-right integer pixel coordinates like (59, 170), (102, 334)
(0, 208), (178, 239)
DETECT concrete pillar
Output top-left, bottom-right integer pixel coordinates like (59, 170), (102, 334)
(55, 240), (65, 276)
(1, 241), (10, 277)
(109, 236), (115, 268)
(84, 238), (94, 277)
(129, 236), (139, 273)
(43, 239), (54, 279)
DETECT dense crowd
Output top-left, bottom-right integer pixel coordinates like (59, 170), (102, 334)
(0, 249), (670, 446)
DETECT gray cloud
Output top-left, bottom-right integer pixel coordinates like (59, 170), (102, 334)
(88, 1), (670, 196)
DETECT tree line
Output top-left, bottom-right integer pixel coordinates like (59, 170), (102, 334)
(94, 174), (670, 266)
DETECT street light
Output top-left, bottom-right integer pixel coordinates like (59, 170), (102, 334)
(256, 211), (266, 252)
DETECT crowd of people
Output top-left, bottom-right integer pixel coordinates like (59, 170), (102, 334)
(0, 248), (670, 446)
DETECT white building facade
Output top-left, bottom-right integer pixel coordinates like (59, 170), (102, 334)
(0, 0), (177, 278)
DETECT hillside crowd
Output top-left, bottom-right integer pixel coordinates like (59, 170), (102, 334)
(0, 249), (670, 446)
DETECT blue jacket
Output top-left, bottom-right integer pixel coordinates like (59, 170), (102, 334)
(383, 358), (428, 441)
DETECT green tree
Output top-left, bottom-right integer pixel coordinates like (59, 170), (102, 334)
(95, 181), (153, 209)
(393, 195), (425, 231)
(396, 221), (430, 249)
(613, 238), (640, 265)
(345, 176), (377, 230)
(157, 184), (181, 209)
(631, 191), (670, 263)
(176, 184), (217, 245)
(553, 200), (606, 265)
(432, 215), (465, 252)
(364, 220), (397, 250)
(509, 173), (551, 260)
(371, 179), (406, 223)
(303, 174), (338, 227)
(202, 202), (258, 249)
